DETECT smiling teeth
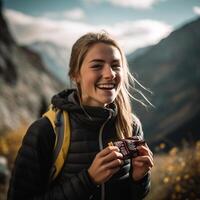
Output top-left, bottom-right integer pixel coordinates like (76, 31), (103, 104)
(97, 84), (115, 89)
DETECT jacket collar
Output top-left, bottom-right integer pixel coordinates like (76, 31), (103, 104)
(51, 89), (117, 127)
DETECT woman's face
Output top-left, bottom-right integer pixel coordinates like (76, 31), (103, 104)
(75, 42), (123, 107)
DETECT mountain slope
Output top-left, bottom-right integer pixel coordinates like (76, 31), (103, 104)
(128, 17), (200, 147)
(0, 1), (65, 134)
(28, 41), (71, 85)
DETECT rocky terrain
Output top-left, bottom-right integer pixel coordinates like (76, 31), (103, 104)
(0, 0), (65, 134)
(29, 41), (71, 85)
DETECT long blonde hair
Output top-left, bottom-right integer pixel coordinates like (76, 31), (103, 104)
(68, 31), (142, 138)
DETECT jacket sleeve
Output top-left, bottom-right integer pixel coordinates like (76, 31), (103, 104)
(7, 118), (98, 200)
(129, 116), (151, 199)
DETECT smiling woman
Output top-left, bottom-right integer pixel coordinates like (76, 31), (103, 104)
(7, 31), (153, 200)
(75, 42), (123, 107)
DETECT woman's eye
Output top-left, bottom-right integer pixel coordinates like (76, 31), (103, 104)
(91, 64), (102, 69)
(112, 65), (121, 70)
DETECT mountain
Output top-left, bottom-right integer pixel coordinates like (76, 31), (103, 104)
(126, 45), (153, 61)
(28, 41), (71, 85)
(128, 17), (200, 149)
(0, 0), (65, 134)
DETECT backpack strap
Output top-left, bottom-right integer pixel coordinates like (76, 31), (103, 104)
(43, 105), (70, 182)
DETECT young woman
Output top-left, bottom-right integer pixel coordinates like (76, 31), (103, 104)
(8, 32), (153, 200)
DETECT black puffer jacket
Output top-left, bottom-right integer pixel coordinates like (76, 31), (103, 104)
(8, 89), (150, 200)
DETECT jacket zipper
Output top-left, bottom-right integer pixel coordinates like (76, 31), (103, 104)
(98, 111), (112, 200)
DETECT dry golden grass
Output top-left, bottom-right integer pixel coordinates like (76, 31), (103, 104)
(146, 141), (200, 200)
(0, 125), (29, 199)
(0, 124), (28, 169)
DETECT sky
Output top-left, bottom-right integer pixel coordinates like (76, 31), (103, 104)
(2, 0), (200, 54)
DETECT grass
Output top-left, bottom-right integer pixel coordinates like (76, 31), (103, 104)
(0, 125), (28, 199)
(146, 140), (200, 200)
(0, 125), (28, 169)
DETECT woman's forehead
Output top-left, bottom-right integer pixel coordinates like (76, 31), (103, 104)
(85, 43), (122, 62)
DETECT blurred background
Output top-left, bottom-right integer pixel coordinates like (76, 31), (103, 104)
(0, 0), (200, 199)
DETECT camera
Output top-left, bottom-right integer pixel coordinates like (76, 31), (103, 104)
(108, 136), (145, 160)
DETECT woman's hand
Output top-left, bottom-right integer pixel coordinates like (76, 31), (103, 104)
(88, 146), (124, 185)
(131, 143), (154, 181)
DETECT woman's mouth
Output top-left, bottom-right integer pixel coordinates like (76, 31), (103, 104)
(96, 83), (116, 90)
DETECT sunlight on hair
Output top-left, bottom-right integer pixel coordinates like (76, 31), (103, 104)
(126, 71), (155, 108)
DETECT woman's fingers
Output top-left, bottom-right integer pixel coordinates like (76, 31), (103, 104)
(103, 150), (123, 163)
(131, 143), (154, 181)
(133, 155), (154, 168)
(98, 146), (123, 163)
(103, 158), (124, 169)
(98, 146), (120, 157)
(133, 160), (144, 167)
(137, 145), (153, 158)
(144, 143), (154, 156)
(88, 146), (124, 184)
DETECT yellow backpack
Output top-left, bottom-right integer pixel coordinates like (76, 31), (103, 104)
(42, 105), (70, 182)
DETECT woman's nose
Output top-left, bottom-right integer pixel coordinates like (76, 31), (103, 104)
(103, 65), (115, 79)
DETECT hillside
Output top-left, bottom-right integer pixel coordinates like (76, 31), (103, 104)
(28, 41), (71, 85)
(0, 0), (65, 134)
(128, 17), (200, 148)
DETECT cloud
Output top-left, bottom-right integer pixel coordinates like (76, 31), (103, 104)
(113, 20), (172, 53)
(62, 8), (86, 20)
(3, 9), (172, 54)
(193, 6), (200, 15)
(87, 0), (160, 10)
(42, 8), (86, 20)
(3, 9), (91, 47)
